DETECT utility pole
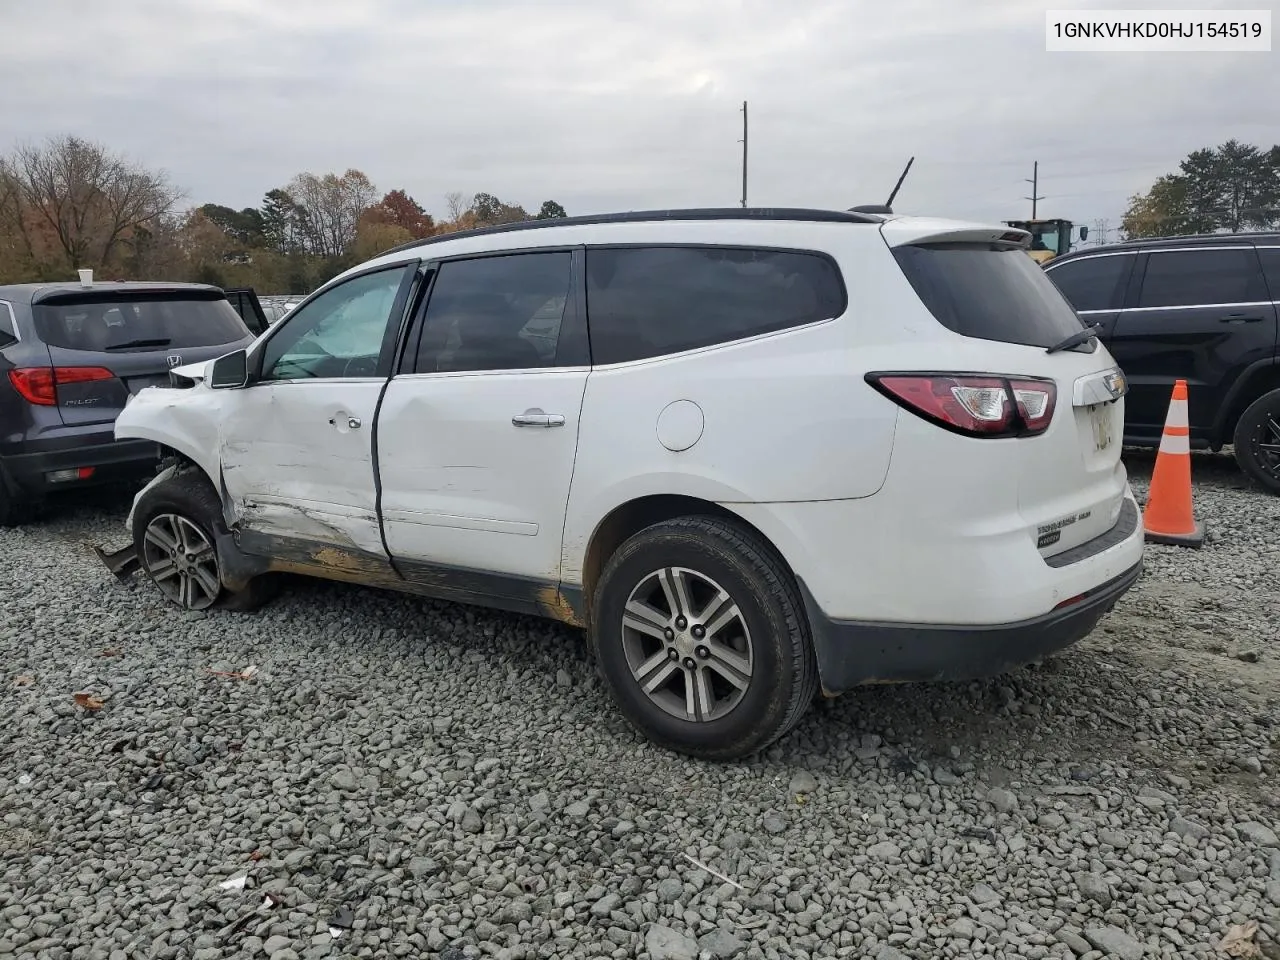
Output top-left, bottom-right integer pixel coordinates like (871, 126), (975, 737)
(740, 101), (748, 208)
(1025, 161), (1044, 219)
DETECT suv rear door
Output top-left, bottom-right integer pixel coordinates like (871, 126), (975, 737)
(1106, 245), (1277, 444)
(30, 289), (256, 429)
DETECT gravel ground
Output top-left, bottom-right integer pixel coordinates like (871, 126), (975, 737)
(2, 452), (1278, 960)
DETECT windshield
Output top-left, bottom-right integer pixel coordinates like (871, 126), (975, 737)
(33, 293), (250, 352)
(1028, 227), (1061, 253)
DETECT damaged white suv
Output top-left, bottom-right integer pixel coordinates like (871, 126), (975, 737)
(108, 207), (1144, 759)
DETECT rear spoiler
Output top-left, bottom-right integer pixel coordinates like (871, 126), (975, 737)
(878, 218), (1031, 249)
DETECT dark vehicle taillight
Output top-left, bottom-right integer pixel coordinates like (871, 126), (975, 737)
(866, 373), (1056, 438)
(8, 366), (115, 406)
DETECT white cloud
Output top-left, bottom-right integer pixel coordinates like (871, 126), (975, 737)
(0, 0), (1271, 234)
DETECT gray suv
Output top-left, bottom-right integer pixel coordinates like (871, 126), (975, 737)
(0, 281), (257, 524)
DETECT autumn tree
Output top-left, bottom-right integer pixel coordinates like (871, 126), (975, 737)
(1122, 140), (1280, 238)
(286, 168), (378, 258)
(363, 189), (434, 238)
(352, 221), (415, 261)
(1, 135), (182, 272)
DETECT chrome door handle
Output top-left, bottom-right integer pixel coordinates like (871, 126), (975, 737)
(348, 417), (361, 429)
(512, 411), (565, 428)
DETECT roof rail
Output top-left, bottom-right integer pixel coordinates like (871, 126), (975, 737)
(381, 207), (881, 257)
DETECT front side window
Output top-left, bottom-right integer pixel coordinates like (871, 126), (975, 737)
(1046, 254), (1135, 312)
(260, 266), (409, 381)
(1137, 248), (1268, 308)
(586, 246), (846, 364)
(413, 252), (573, 373)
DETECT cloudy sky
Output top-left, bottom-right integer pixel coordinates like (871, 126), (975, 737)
(1, 0), (1272, 237)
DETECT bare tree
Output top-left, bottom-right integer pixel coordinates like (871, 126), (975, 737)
(4, 135), (182, 271)
(444, 191), (470, 222)
(0, 161), (39, 279)
(287, 169), (378, 258)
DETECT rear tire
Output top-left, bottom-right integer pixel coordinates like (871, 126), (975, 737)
(590, 515), (817, 760)
(1232, 388), (1280, 495)
(0, 483), (34, 528)
(131, 471), (277, 612)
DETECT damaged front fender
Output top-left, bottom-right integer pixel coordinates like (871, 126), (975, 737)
(115, 382), (226, 492)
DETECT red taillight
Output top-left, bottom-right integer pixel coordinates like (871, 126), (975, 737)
(867, 373), (1057, 438)
(8, 366), (115, 406)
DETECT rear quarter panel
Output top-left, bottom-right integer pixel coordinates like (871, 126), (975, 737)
(560, 225), (906, 584)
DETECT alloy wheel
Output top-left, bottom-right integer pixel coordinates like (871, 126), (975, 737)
(620, 566), (754, 722)
(1254, 414), (1280, 480)
(141, 513), (220, 610)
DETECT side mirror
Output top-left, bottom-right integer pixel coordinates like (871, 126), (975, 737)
(1079, 225), (1089, 241)
(209, 349), (249, 389)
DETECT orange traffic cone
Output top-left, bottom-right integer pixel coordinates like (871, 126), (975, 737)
(1142, 379), (1205, 548)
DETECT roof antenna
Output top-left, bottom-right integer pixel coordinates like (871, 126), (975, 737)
(850, 156), (914, 215)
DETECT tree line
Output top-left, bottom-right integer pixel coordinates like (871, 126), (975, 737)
(0, 135), (568, 293)
(1121, 139), (1280, 238)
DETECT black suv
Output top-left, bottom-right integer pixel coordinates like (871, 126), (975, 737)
(1044, 234), (1280, 492)
(0, 281), (263, 524)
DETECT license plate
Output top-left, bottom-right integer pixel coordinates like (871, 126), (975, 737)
(1089, 403), (1113, 451)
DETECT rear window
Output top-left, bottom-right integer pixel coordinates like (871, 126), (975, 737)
(893, 243), (1087, 349)
(32, 293), (250, 352)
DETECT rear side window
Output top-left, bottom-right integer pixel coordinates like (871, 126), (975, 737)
(1045, 254), (1135, 312)
(32, 294), (250, 352)
(1137, 248), (1268, 308)
(893, 243), (1085, 349)
(1251, 246), (1280, 301)
(585, 246), (846, 364)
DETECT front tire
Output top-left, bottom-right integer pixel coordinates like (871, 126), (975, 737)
(131, 471), (276, 611)
(590, 516), (817, 760)
(1232, 389), (1280, 495)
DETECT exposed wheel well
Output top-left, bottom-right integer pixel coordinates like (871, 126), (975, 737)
(579, 494), (795, 620)
(1220, 367), (1280, 448)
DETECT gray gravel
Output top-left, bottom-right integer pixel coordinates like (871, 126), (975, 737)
(2, 451), (1278, 959)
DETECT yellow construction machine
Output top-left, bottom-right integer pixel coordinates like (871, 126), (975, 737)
(1003, 218), (1089, 264)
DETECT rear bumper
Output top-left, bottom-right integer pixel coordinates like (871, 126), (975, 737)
(0, 437), (158, 498)
(803, 559), (1143, 694)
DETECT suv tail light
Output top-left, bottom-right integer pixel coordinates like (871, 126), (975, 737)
(866, 373), (1057, 438)
(8, 366), (115, 406)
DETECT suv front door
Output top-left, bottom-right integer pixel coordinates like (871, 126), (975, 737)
(218, 264), (417, 563)
(1106, 245), (1277, 444)
(375, 249), (589, 606)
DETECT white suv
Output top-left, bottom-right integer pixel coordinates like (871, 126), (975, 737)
(109, 207), (1144, 759)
